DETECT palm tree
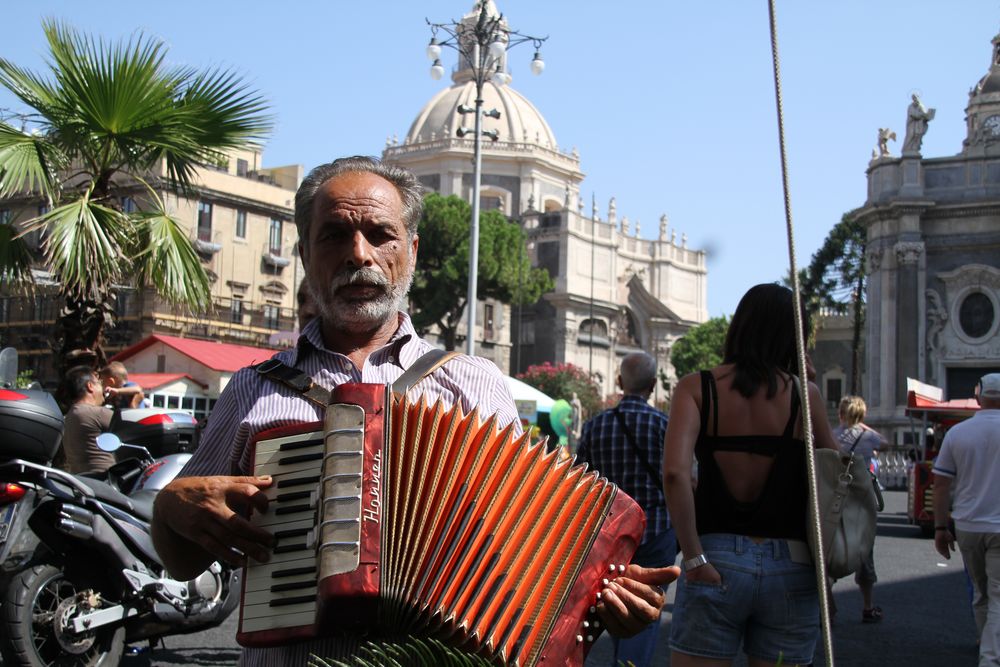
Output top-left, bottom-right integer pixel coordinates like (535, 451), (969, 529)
(0, 21), (272, 372)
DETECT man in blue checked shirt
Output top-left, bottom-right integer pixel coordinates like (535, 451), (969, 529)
(577, 351), (675, 667)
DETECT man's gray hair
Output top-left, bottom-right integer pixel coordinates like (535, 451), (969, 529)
(294, 156), (424, 254)
(620, 352), (657, 394)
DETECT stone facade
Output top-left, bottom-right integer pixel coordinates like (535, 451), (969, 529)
(812, 310), (863, 424)
(855, 32), (1000, 444)
(384, 1), (707, 398)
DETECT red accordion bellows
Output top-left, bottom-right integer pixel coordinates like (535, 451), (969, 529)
(237, 383), (645, 666)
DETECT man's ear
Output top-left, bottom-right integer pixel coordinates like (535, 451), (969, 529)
(410, 233), (419, 261)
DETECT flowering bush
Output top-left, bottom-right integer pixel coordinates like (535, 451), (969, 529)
(517, 362), (602, 417)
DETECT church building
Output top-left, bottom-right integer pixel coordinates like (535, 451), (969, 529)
(383, 1), (707, 398)
(854, 30), (1000, 443)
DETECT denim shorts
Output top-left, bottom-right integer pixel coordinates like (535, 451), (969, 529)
(670, 533), (820, 665)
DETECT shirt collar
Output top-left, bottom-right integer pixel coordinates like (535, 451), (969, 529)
(289, 312), (417, 369)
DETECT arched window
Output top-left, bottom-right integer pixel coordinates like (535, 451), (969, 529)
(578, 318), (609, 347)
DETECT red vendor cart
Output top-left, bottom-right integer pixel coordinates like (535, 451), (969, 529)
(905, 379), (979, 537)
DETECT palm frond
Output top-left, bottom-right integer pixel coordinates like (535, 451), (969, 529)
(158, 67), (273, 190)
(40, 190), (131, 300)
(40, 20), (177, 174)
(311, 637), (495, 667)
(131, 202), (212, 312)
(0, 217), (36, 286)
(0, 55), (63, 119)
(0, 122), (64, 200)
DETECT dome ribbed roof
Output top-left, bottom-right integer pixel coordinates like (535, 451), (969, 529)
(405, 79), (558, 149)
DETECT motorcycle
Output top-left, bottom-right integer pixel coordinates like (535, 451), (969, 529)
(0, 349), (239, 666)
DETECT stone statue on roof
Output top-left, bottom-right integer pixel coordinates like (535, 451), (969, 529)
(903, 94), (935, 155)
(877, 127), (896, 158)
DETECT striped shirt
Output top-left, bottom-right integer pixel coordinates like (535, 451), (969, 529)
(575, 395), (670, 545)
(180, 312), (520, 667)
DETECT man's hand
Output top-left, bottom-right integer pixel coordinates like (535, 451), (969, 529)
(152, 475), (274, 574)
(935, 527), (956, 560)
(595, 564), (680, 638)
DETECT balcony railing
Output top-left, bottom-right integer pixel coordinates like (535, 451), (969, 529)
(261, 243), (290, 268)
(1, 288), (299, 356)
(193, 237), (223, 255)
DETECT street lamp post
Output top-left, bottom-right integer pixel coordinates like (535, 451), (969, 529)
(426, 3), (546, 357)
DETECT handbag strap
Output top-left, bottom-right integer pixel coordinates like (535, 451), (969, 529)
(612, 405), (661, 488)
(847, 428), (864, 455)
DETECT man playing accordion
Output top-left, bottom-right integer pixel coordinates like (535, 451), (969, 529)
(151, 156), (677, 666)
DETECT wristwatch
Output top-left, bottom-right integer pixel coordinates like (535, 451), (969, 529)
(683, 553), (709, 570)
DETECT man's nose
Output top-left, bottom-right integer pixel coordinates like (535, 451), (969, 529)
(346, 231), (374, 267)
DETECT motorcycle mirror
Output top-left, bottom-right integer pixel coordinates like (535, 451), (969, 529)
(96, 432), (123, 453)
(0, 347), (17, 389)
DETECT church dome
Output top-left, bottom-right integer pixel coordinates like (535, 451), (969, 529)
(406, 78), (558, 149)
(973, 33), (1000, 94)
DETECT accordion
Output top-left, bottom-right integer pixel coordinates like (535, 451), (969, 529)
(236, 382), (645, 666)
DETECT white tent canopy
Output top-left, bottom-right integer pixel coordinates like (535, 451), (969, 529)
(504, 375), (555, 421)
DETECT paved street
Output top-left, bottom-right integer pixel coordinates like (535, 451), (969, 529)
(120, 490), (977, 666)
(584, 489), (979, 666)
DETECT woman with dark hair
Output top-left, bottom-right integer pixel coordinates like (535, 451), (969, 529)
(663, 283), (838, 667)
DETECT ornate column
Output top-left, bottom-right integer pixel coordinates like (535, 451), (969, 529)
(894, 240), (925, 406)
(865, 244), (888, 414)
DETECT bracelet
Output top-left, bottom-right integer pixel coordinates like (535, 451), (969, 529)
(682, 553), (709, 570)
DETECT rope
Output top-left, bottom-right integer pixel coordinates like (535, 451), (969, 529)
(765, 1), (835, 665)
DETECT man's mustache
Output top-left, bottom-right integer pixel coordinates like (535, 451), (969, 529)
(329, 267), (390, 293)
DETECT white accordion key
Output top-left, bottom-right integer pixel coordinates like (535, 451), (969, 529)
(242, 429), (324, 637)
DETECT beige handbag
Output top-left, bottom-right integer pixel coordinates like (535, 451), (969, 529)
(808, 445), (879, 579)
(791, 378), (879, 579)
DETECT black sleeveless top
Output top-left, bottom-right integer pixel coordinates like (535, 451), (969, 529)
(693, 371), (809, 541)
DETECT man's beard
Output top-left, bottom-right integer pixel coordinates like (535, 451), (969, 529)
(308, 264), (413, 333)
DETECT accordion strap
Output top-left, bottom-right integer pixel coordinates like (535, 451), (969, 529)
(253, 358), (330, 407)
(392, 349), (459, 396)
(253, 349), (458, 407)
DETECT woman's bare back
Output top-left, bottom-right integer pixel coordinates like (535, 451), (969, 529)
(704, 367), (799, 504)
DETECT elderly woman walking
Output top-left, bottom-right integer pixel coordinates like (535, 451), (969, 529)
(833, 395), (887, 623)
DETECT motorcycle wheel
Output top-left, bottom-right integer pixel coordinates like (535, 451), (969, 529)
(1, 563), (125, 667)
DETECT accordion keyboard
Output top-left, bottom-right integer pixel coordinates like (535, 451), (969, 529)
(242, 430), (324, 634)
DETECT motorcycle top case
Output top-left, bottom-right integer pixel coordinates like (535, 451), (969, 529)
(0, 388), (63, 464)
(113, 410), (198, 458)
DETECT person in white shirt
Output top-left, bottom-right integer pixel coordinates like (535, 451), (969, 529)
(933, 372), (1000, 666)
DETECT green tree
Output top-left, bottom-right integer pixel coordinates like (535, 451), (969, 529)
(797, 210), (867, 393)
(0, 21), (271, 372)
(670, 316), (729, 378)
(410, 193), (553, 350)
(517, 362), (602, 417)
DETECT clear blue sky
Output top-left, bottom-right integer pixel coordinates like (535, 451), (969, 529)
(2, 1), (996, 317)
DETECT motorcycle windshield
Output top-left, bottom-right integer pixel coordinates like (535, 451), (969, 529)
(0, 347), (16, 389)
